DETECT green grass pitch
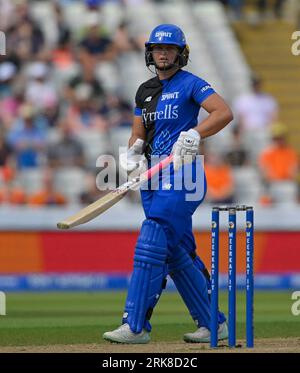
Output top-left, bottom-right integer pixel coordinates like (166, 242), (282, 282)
(0, 291), (298, 346)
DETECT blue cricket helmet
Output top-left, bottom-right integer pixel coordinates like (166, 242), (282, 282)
(145, 24), (189, 68)
(145, 24), (186, 49)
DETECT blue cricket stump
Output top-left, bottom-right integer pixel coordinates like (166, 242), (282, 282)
(210, 207), (219, 348)
(210, 205), (254, 349)
(228, 207), (237, 348)
(246, 207), (254, 348)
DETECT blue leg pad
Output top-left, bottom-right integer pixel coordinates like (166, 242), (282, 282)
(193, 255), (227, 325)
(123, 219), (168, 333)
(168, 244), (211, 328)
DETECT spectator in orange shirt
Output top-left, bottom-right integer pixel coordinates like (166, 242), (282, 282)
(51, 34), (75, 72)
(259, 123), (298, 183)
(0, 165), (26, 205)
(205, 152), (235, 204)
(0, 185), (26, 205)
(28, 169), (67, 206)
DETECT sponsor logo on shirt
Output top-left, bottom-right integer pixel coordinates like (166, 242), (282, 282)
(142, 105), (179, 122)
(145, 96), (152, 102)
(155, 31), (172, 38)
(152, 130), (171, 156)
(161, 92), (179, 101)
(162, 183), (172, 190)
(201, 85), (211, 93)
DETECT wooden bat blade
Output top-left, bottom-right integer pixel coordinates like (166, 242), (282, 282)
(57, 190), (127, 229)
(57, 154), (173, 229)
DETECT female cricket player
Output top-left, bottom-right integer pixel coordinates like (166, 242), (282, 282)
(103, 24), (233, 344)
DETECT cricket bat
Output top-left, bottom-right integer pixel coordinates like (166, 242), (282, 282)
(57, 154), (173, 229)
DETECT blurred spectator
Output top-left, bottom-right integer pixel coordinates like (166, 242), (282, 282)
(0, 184), (27, 205)
(218, 0), (244, 20)
(25, 62), (58, 111)
(51, 32), (76, 72)
(114, 21), (144, 54)
(39, 99), (60, 129)
(48, 119), (85, 168)
(52, 1), (71, 48)
(11, 0), (30, 25)
(66, 65), (105, 102)
(0, 164), (14, 182)
(233, 75), (278, 158)
(0, 165), (26, 205)
(0, 62), (21, 130)
(0, 0), (15, 31)
(259, 123), (298, 183)
(6, 104), (47, 169)
(205, 152), (235, 204)
(102, 94), (132, 128)
(233, 75), (278, 132)
(78, 12), (117, 67)
(256, 0), (286, 19)
(6, 1), (45, 62)
(225, 126), (249, 167)
(259, 123), (298, 205)
(0, 133), (13, 166)
(65, 83), (109, 132)
(0, 62), (17, 99)
(27, 168), (67, 206)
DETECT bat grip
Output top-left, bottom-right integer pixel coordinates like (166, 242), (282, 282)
(143, 154), (173, 181)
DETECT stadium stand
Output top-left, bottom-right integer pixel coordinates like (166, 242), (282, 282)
(0, 0), (299, 208)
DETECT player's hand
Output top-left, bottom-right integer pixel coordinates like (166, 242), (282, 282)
(120, 138), (147, 173)
(172, 129), (201, 171)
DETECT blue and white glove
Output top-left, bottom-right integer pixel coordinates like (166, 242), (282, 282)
(120, 138), (147, 174)
(172, 129), (201, 171)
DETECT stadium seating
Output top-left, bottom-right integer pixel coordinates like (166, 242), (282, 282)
(77, 130), (111, 168)
(54, 167), (86, 203)
(269, 181), (298, 205)
(3, 0), (296, 207)
(18, 169), (45, 194)
(233, 167), (262, 204)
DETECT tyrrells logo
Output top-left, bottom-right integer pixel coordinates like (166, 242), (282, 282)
(142, 105), (179, 122)
(155, 31), (172, 38)
(161, 92), (179, 101)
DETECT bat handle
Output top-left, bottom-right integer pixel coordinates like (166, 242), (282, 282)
(144, 154), (173, 181)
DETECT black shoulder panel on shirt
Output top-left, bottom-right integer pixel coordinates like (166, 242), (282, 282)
(135, 76), (163, 159)
(135, 76), (161, 109)
(143, 76), (161, 88)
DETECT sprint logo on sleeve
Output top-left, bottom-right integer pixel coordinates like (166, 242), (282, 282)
(201, 85), (211, 93)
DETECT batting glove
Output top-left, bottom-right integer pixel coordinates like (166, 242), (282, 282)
(120, 138), (147, 173)
(172, 129), (201, 171)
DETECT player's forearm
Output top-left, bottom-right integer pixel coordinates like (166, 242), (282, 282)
(129, 135), (144, 147)
(195, 108), (233, 139)
(129, 116), (146, 147)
